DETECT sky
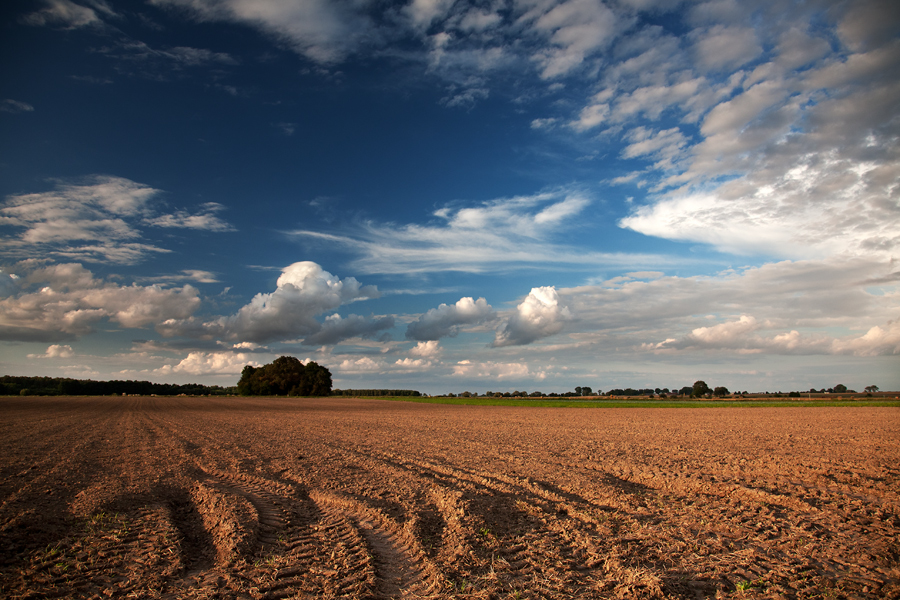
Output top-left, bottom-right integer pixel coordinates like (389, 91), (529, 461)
(1, 0), (898, 395)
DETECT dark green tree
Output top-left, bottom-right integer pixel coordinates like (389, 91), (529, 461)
(692, 380), (711, 397)
(833, 384), (848, 393)
(713, 386), (730, 397)
(237, 357), (332, 396)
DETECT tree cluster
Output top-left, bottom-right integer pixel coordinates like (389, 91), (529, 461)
(237, 356), (332, 397)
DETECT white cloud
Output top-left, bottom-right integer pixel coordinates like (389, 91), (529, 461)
(452, 360), (544, 380)
(405, 0), (454, 31)
(409, 340), (442, 359)
(622, 126), (688, 169)
(699, 79), (787, 137)
(288, 189), (679, 274)
(0, 263), (200, 341)
(151, 0), (373, 64)
(559, 257), (899, 359)
(394, 357), (434, 371)
(1, 99), (35, 113)
(440, 86), (490, 108)
(647, 315), (900, 357)
(493, 286), (570, 347)
(336, 356), (384, 374)
(687, 315), (759, 345)
(406, 297), (493, 341)
(167, 351), (259, 375)
(165, 46), (237, 66)
(21, 0), (112, 29)
(771, 27), (831, 72)
(159, 261), (380, 344)
(570, 102), (609, 131)
(528, 0), (619, 79)
(607, 9), (899, 263)
(138, 269), (222, 285)
(27, 344), (75, 359)
(832, 321), (900, 356)
(620, 149), (900, 260)
(0, 176), (233, 264)
(145, 202), (236, 231)
(459, 8), (502, 32)
(692, 25), (761, 71)
(231, 341), (262, 350)
(531, 117), (558, 129)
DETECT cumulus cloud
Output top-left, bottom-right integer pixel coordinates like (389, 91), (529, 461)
(493, 286), (570, 347)
(159, 261), (379, 344)
(161, 351), (259, 375)
(27, 344), (75, 359)
(0, 263), (200, 342)
(336, 356), (384, 374)
(409, 340), (442, 358)
(230, 341), (263, 350)
(406, 297), (493, 341)
(394, 357), (434, 371)
(0, 176), (234, 264)
(832, 321), (900, 356)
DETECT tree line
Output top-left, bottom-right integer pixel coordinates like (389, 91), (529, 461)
(437, 381), (879, 399)
(0, 375), (233, 397)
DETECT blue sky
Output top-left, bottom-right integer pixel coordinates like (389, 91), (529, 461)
(1, 0), (898, 394)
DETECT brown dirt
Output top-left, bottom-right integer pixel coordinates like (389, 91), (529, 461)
(0, 397), (898, 599)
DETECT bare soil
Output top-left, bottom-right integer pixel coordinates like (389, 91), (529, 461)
(0, 397), (898, 599)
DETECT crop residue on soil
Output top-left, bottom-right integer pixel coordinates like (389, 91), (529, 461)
(0, 396), (897, 599)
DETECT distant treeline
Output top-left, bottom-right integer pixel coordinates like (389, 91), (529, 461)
(0, 375), (234, 397)
(332, 389), (422, 397)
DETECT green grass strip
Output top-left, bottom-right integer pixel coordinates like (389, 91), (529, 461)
(370, 397), (900, 408)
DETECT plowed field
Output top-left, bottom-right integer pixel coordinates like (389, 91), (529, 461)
(1, 397), (898, 599)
